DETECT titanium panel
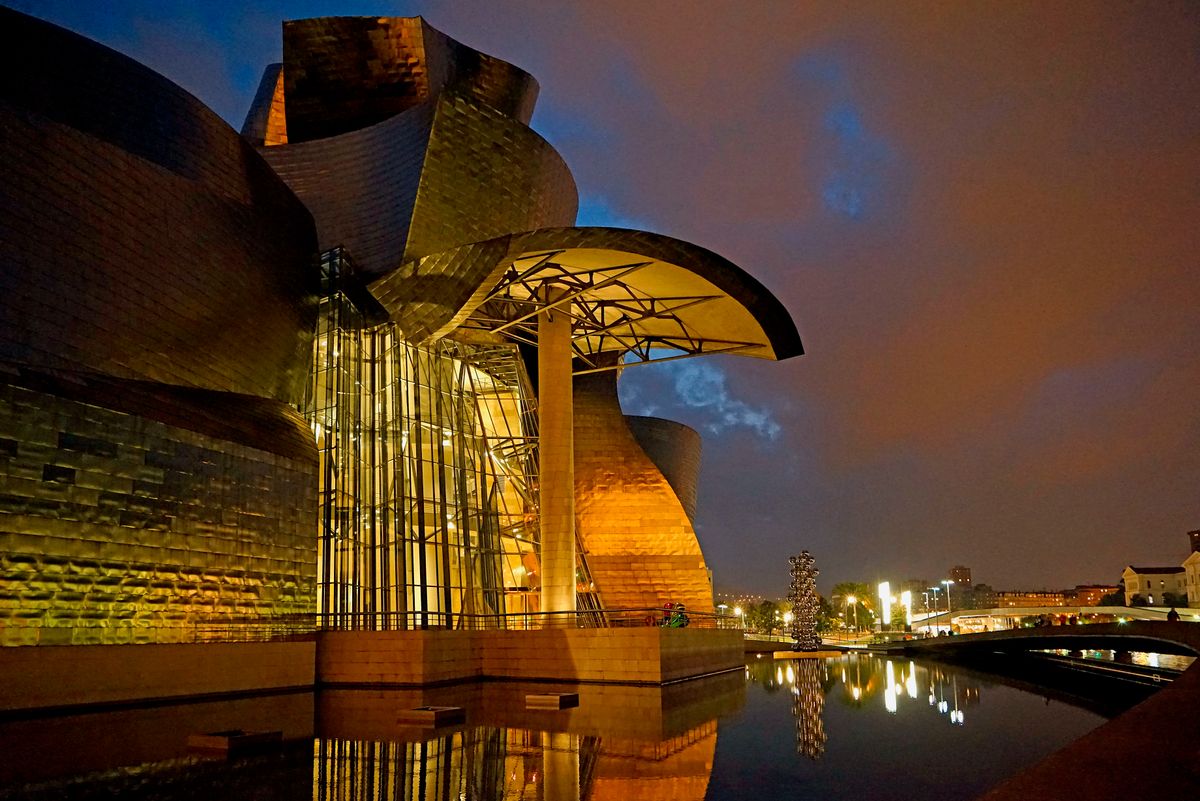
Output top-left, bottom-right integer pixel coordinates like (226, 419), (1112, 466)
(0, 379), (317, 646)
(259, 102), (437, 279)
(281, 16), (538, 143)
(402, 93), (578, 263)
(573, 368), (714, 614)
(242, 63), (289, 146)
(0, 8), (319, 405)
(625, 416), (702, 524)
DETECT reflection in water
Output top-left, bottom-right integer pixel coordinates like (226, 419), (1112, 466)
(0, 657), (1120, 801)
(791, 659), (826, 760)
(752, 653), (985, 732)
(313, 720), (721, 801)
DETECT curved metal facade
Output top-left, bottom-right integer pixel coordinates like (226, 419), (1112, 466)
(0, 8), (319, 405)
(574, 369), (715, 614)
(0, 8), (320, 644)
(280, 16), (539, 143)
(625, 416), (703, 525)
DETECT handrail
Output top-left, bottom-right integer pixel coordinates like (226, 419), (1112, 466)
(315, 607), (743, 631)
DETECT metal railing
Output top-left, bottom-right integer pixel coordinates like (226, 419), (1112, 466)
(2, 607), (743, 647)
(316, 608), (743, 632)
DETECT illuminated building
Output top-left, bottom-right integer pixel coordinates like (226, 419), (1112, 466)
(1067, 585), (1119, 606)
(1184, 552), (1200, 608)
(1121, 566), (1186, 606)
(993, 590), (1067, 608)
(0, 8), (801, 649)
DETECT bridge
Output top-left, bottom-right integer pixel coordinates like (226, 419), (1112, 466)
(876, 620), (1200, 659)
(867, 621), (1200, 800)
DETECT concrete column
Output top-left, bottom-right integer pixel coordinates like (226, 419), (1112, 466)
(538, 287), (576, 614)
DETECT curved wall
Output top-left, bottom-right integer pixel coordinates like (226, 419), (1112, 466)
(0, 7), (319, 405)
(573, 368), (714, 614)
(258, 102), (437, 279)
(281, 16), (539, 143)
(625, 416), (702, 524)
(260, 93), (577, 280)
(0, 8), (321, 643)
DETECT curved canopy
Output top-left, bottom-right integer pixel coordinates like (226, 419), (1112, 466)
(370, 227), (803, 370)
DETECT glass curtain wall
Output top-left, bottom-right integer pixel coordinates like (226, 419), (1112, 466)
(308, 251), (540, 629)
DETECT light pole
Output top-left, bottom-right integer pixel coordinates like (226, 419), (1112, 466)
(846, 595), (858, 632)
(928, 586), (942, 634)
(942, 579), (955, 633)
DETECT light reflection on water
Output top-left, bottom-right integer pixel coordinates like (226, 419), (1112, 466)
(0, 656), (1128, 801)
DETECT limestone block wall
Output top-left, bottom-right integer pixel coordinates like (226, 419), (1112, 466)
(0, 380), (317, 645)
(574, 369), (714, 613)
(316, 628), (744, 687)
(317, 629), (481, 686)
(0, 640), (315, 712)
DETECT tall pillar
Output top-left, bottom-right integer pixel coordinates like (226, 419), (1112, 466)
(538, 287), (576, 613)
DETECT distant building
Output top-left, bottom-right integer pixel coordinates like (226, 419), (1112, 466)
(949, 566), (972, 586)
(1189, 529), (1200, 554)
(1183, 552), (1200, 608)
(1121, 566), (1186, 606)
(1068, 585), (1120, 606)
(994, 590), (1066, 608)
(971, 584), (997, 608)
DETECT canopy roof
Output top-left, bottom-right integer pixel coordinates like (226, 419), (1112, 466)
(370, 227), (803, 371)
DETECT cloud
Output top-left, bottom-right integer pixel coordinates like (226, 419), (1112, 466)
(620, 360), (781, 442)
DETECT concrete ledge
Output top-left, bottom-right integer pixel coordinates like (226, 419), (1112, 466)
(0, 640), (316, 713)
(979, 659), (1200, 800)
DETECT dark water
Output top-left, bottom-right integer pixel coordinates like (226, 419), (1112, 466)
(0, 654), (1117, 800)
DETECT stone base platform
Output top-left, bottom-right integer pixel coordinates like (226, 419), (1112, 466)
(773, 650), (844, 659)
(317, 627), (745, 687)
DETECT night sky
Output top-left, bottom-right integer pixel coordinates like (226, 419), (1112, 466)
(13, 1), (1198, 595)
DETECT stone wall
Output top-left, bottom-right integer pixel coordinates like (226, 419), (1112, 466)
(316, 627), (743, 686)
(0, 640), (315, 712)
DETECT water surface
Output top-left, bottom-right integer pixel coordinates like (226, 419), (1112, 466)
(0, 654), (1120, 800)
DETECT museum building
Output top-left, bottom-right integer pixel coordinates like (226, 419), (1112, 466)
(0, 8), (801, 660)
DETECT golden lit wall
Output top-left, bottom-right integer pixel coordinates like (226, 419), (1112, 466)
(626, 416), (702, 524)
(0, 379), (317, 646)
(574, 370), (714, 614)
(0, 8), (322, 646)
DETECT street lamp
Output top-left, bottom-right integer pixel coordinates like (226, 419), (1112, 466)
(941, 579), (955, 633)
(846, 595), (858, 632)
(928, 586), (943, 634)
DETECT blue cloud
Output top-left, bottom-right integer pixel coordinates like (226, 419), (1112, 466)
(793, 55), (894, 220)
(620, 360), (781, 441)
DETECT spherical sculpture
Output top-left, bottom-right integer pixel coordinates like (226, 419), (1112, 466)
(788, 551), (821, 651)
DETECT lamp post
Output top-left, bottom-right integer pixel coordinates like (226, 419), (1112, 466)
(846, 595), (858, 632)
(928, 586), (942, 634)
(941, 579), (955, 633)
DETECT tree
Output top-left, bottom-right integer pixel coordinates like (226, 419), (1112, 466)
(1129, 594), (1148, 607)
(830, 582), (877, 629)
(1098, 591), (1124, 606)
(1162, 592), (1187, 607)
(816, 595), (836, 633)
